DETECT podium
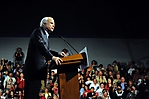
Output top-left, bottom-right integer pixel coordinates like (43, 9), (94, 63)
(56, 53), (85, 99)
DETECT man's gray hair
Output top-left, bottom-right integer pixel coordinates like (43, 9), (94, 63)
(40, 17), (53, 27)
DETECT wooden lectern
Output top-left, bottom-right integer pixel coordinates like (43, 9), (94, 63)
(57, 53), (84, 99)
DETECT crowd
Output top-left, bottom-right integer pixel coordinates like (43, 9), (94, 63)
(0, 47), (149, 99)
(79, 60), (149, 99)
(0, 47), (60, 99)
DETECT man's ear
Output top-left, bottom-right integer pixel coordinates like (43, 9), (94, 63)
(43, 23), (46, 26)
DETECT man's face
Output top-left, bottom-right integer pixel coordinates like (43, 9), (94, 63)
(9, 73), (13, 77)
(45, 18), (55, 32)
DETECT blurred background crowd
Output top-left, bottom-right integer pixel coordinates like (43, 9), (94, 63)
(79, 60), (149, 99)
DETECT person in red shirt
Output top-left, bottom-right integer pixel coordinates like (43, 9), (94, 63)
(83, 85), (91, 99)
(16, 72), (25, 91)
(87, 87), (98, 99)
(39, 91), (45, 99)
(52, 83), (58, 95)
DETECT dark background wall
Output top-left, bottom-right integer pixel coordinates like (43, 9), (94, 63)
(0, 1), (149, 38)
(0, 37), (149, 67)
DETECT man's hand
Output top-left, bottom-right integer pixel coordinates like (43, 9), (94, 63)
(52, 56), (63, 65)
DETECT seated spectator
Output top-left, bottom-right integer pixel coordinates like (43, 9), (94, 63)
(0, 89), (5, 98)
(5, 61), (13, 73)
(0, 58), (7, 72)
(80, 83), (85, 99)
(78, 72), (82, 81)
(133, 69), (142, 84)
(5, 78), (15, 91)
(137, 62), (146, 75)
(105, 77), (113, 98)
(118, 62), (127, 79)
(112, 85), (126, 99)
(107, 70), (114, 80)
(3, 72), (16, 90)
(94, 70), (99, 77)
(53, 94), (59, 99)
(14, 71), (20, 79)
(112, 60), (119, 76)
(127, 64), (135, 80)
(8, 90), (15, 98)
(16, 72), (25, 91)
(2, 88), (10, 99)
(137, 78), (149, 99)
(79, 75), (85, 89)
(100, 89), (111, 99)
(83, 85), (90, 98)
(50, 71), (56, 84)
(16, 90), (24, 99)
(113, 73), (121, 85)
(124, 79), (134, 95)
(85, 76), (93, 86)
(3, 70), (9, 79)
(84, 69), (91, 81)
(89, 78), (100, 91)
(0, 72), (4, 90)
(90, 60), (98, 69)
(87, 87), (98, 99)
(98, 64), (104, 71)
(96, 82), (105, 98)
(43, 87), (52, 99)
(106, 64), (112, 73)
(52, 83), (58, 96)
(96, 71), (107, 84)
(45, 73), (51, 91)
(39, 91), (46, 99)
(125, 85), (139, 99)
(13, 63), (23, 76)
(120, 77), (127, 91)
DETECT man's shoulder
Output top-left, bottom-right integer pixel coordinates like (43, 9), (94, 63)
(33, 27), (41, 33)
(30, 27), (42, 37)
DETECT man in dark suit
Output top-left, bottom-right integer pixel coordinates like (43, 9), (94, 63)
(24, 17), (66, 99)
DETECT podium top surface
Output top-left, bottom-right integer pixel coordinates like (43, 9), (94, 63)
(60, 53), (83, 65)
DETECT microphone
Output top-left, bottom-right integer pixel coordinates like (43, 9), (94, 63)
(59, 36), (79, 55)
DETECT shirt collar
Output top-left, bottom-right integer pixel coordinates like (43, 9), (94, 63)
(44, 29), (49, 39)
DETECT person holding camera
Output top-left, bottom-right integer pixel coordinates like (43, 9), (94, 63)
(14, 47), (24, 65)
(125, 85), (139, 99)
(112, 85), (126, 99)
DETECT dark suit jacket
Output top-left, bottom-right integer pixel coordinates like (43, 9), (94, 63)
(24, 27), (60, 80)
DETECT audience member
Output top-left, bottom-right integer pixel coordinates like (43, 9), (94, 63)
(96, 82), (105, 98)
(83, 85), (90, 99)
(100, 89), (111, 99)
(112, 85), (126, 99)
(87, 87), (98, 99)
(89, 78), (100, 91)
(14, 47), (24, 65)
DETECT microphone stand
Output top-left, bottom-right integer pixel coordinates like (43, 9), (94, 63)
(59, 36), (79, 54)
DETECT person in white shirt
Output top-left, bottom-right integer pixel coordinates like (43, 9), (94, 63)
(96, 82), (105, 98)
(89, 78), (100, 91)
(3, 72), (16, 89)
(101, 89), (111, 99)
(85, 76), (93, 86)
(128, 64), (135, 76)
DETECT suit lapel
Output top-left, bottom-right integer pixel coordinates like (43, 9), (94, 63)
(39, 28), (50, 50)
